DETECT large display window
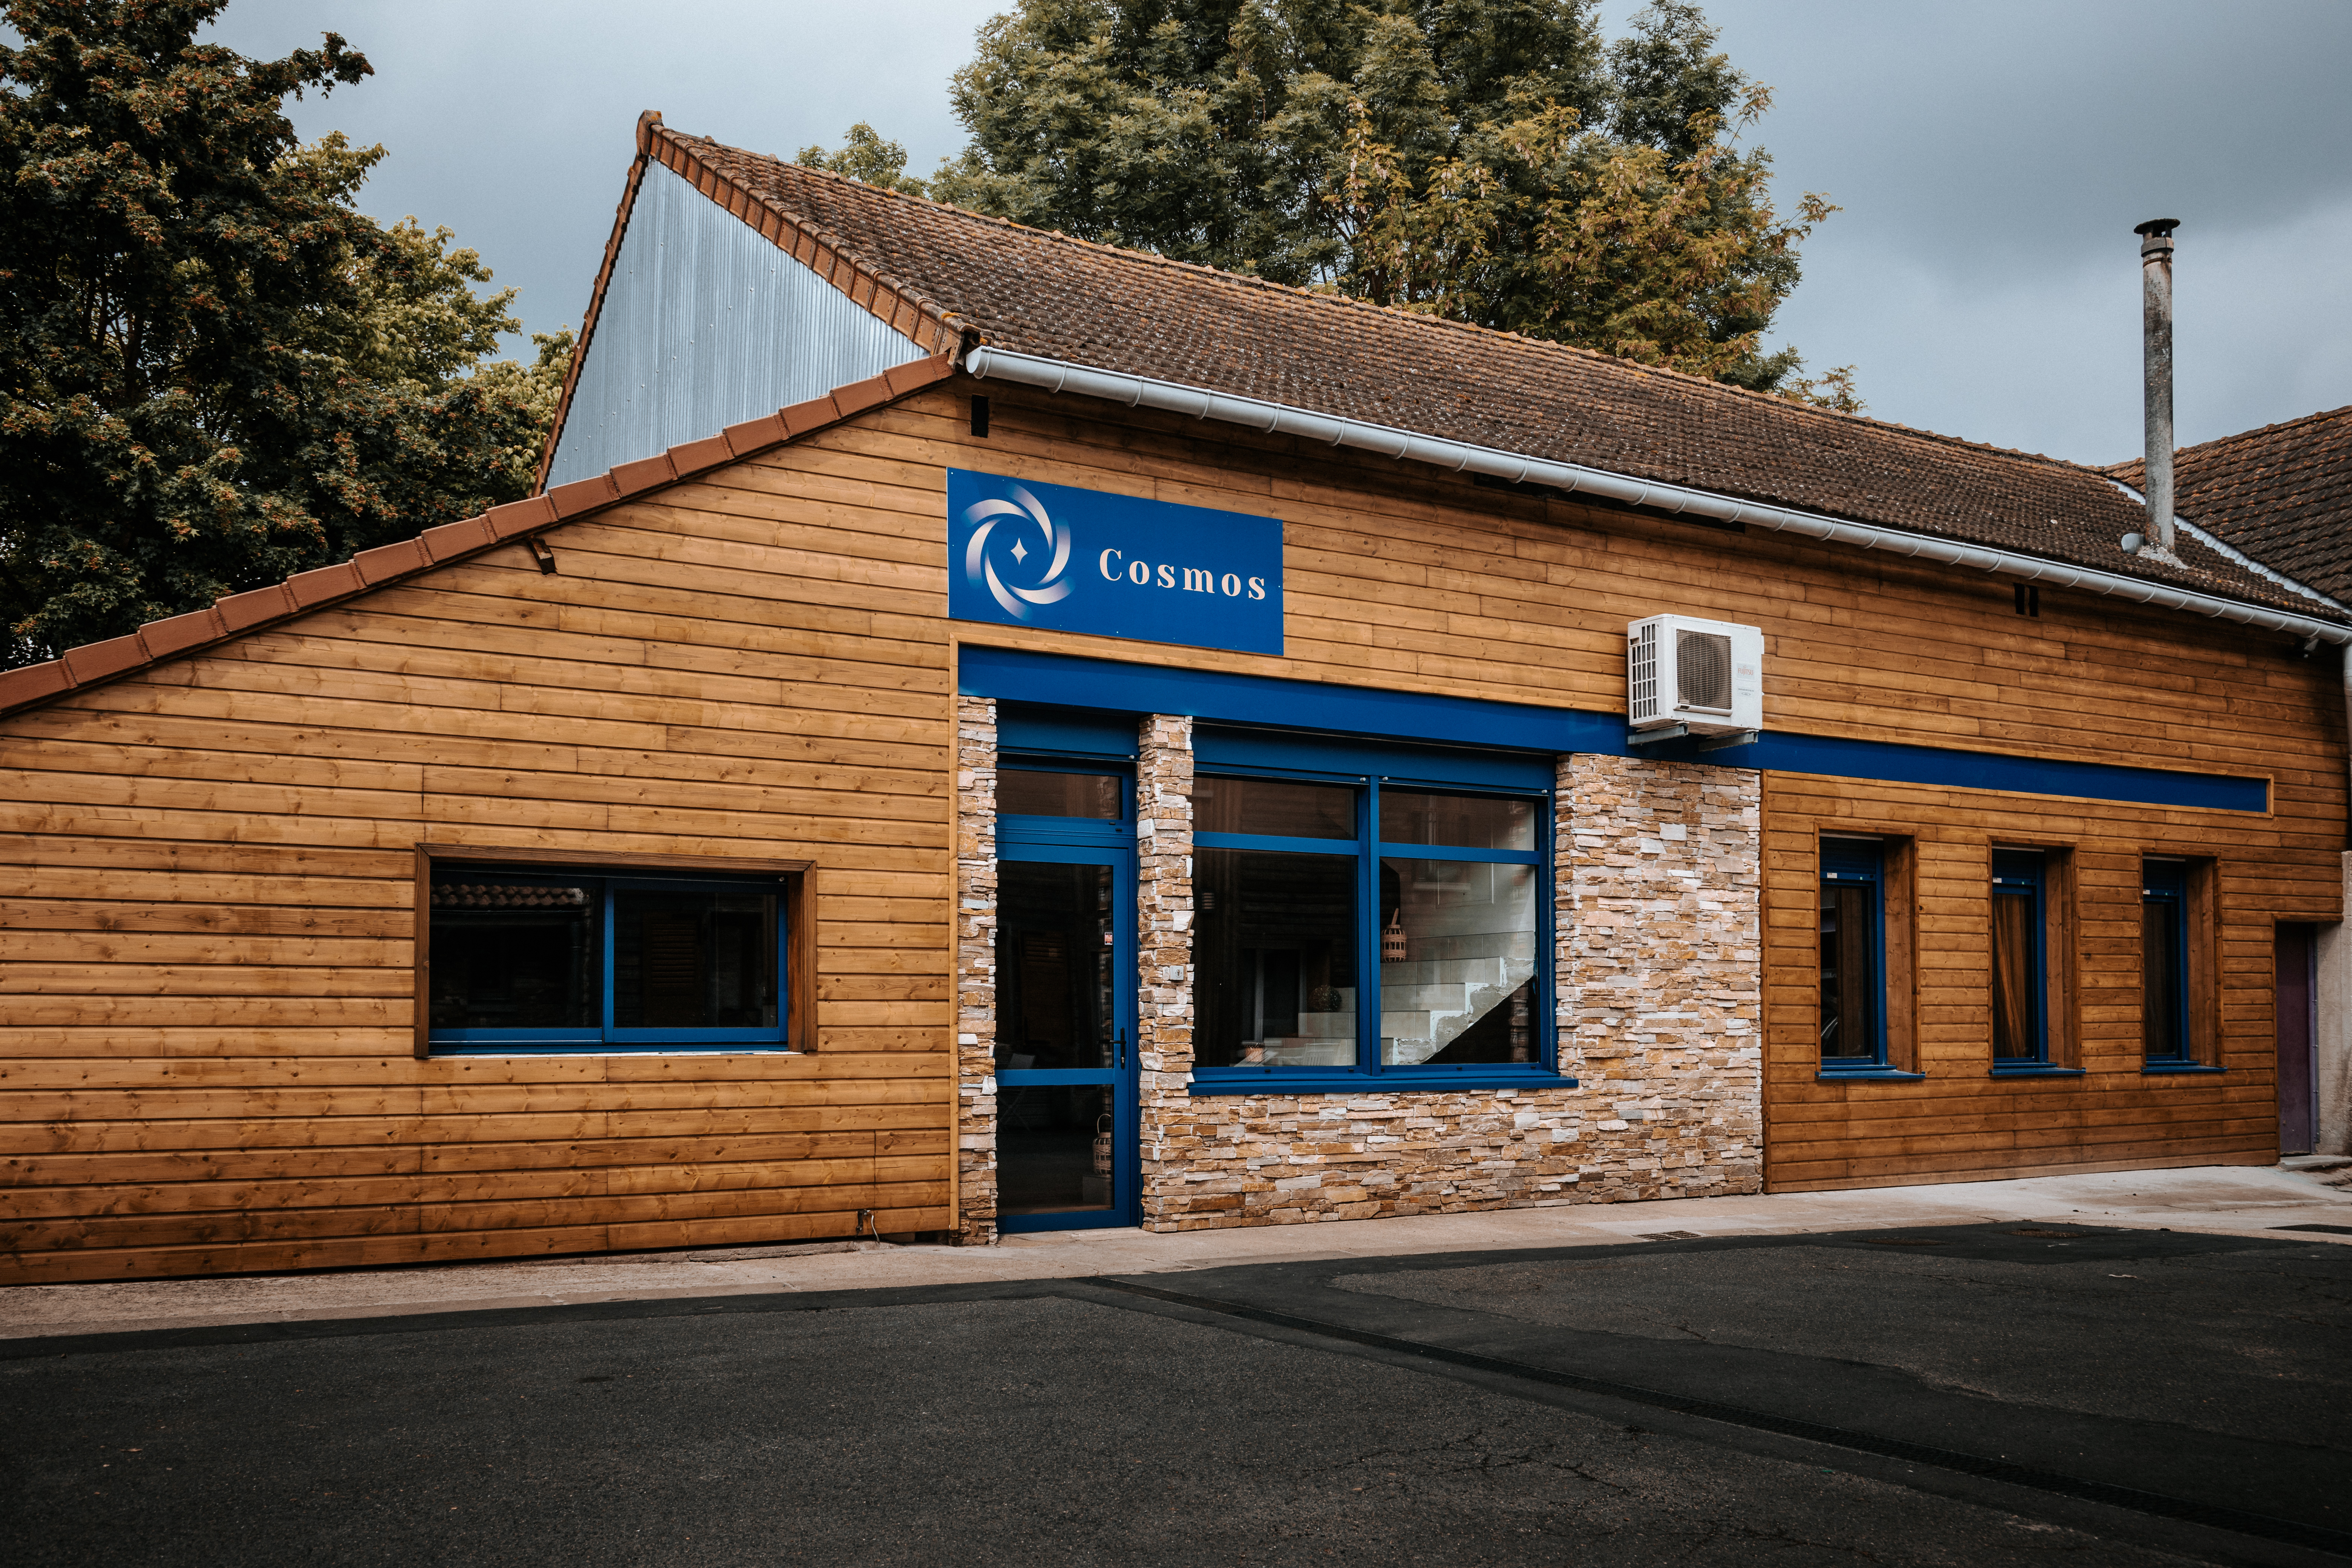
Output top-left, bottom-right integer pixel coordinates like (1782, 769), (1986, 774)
(1191, 761), (1555, 1090)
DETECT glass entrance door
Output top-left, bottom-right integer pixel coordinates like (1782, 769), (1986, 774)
(994, 849), (1135, 1230)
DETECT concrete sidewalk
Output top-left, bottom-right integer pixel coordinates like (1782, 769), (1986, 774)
(9, 1160), (2347, 1342)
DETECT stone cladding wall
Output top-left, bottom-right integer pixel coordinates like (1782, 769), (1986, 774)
(1132, 742), (1761, 1230)
(1556, 752), (1763, 1202)
(1133, 714), (1200, 1229)
(952, 695), (1000, 1243)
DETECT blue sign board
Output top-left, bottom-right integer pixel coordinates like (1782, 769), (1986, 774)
(947, 469), (1284, 655)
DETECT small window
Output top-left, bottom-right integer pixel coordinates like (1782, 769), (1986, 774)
(1194, 776), (1355, 839)
(422, 859), (797, 1055)
(1990, 851), (2047, 1065)
(1819, 839), (1886, 1069)
(999, 768), (1124, 819)
(2142, 858), (2202, 1065)
(1378, 789), (1536, 851)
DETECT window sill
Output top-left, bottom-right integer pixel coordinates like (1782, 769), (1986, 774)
(428, 1044), (796, 1057)
(1190, 1070), (1576, 1096)
(2142, 1061), (2225, 1075)
(1816, 1067), (1925, 1082)
(1989, 1064), (2085, 1078)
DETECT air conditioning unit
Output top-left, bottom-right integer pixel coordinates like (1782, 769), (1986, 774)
(1627, 616), (1763, 736)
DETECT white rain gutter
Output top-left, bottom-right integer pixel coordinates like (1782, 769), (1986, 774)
(965, 346), (2352, 648)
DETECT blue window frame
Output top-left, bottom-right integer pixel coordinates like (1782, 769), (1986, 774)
(1188, 750), (1562, 1094)
(427, 866), (790, 1054)
(1818, 838), (1889, 1072)
(1989, 850), (2057, 1072)
(2142, 858), (2195, 1066)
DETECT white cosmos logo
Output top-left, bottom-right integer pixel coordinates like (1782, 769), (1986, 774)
(962, 483), (1072, 620)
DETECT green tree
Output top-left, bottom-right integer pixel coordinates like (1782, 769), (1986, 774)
(915, 0), (1854, 407)
(0, 0), (566, 667)
(795, 122), (930, 197)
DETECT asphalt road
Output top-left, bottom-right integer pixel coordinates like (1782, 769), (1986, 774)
(6, 1222), (2347, 1568)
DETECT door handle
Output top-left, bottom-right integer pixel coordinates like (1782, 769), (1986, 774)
(1115, 1028), (1126, 1070)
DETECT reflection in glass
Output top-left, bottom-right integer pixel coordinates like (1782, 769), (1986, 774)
(1000, 769), (1124, 820)
(2142, 862), (2186, 1061)
(1818, 882), (1879, 1061)
(1196, 848), (1356, 1066)
(995, 861), (1118, 1215)
(1378, 791), (1536, 851)
(614, 888), (778, 1028)
(1195, 776), (1355, 839)
(996, 863), (1115, 1072)
(1990, 850), (2046, 1062)
(429, 878), (599, 1030)
(1378, 858), (1538, 1064)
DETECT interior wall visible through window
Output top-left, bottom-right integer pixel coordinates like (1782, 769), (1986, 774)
(422, 861), (793, 1055)
(1191, 771), (1551, 1080)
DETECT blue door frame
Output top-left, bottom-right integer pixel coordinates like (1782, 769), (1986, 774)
(996, 812), (1138, 1232)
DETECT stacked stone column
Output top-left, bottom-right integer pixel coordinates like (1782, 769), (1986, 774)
(952, 695), (1000, 1243)
(1558, 752), (1762, 1199)
(1133, 714), (1198, 1229)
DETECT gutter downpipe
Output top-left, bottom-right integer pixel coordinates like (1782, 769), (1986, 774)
(963, 346), (2352, 650)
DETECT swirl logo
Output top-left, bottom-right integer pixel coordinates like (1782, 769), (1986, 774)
(961, 482), (1072, 620)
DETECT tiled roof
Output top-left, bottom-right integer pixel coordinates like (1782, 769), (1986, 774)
(0, 361), (956, 718)
(636, 120), (2337, 623)
(2105, 405), (2352, 606)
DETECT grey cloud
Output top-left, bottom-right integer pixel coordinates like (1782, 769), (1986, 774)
(216, 0), (2351, 466)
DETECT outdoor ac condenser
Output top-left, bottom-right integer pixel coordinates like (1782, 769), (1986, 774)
(1626, 615), (1764, 736)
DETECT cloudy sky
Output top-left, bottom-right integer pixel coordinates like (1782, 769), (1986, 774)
(212, 0), (2352, 467)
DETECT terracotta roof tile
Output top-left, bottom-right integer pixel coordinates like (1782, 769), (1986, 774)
(727, 411), (791, 452)
(285, 565), (361, 611)
(353, 538), (428, 585)
(421, 517), (496, 564)
(651, 122), (2329, 622)
(215, 585), (294, 631)
(0, 660), (70, 709)
(138, 608), (228, 656)
(60, 635), (148, 685)
(2106, 406), (2352, 605)
(609, 454), (679, 495)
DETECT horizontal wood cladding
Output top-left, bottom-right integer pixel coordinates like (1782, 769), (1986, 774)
(1760, 773), (2315, 1190)
(4, 377), (2342, 1279)
(0, 416), (968, 1282)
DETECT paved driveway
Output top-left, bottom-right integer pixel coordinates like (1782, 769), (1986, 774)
(8, 1222), (2347, 1567)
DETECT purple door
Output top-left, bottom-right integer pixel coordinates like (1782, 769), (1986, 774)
(2277, 924), (2317, 1156)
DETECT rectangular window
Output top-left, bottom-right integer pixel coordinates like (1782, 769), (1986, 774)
(1990, 850), (2047, 1065)
(2142, 858), (2193, 1064)
(418, 850), (804, 1056)
(1000, 768), (1125, 820)
(1193, 775), (1549, 1083)
(1196, 845), (1357, 1067)
(1819, 838), (1886, 1069)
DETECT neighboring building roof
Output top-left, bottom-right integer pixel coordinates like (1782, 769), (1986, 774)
(589, 116), (2336, 623)
(2106, 405), (2352, 605)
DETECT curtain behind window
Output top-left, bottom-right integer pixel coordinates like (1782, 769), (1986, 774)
(1990, 894), (2037, 1058)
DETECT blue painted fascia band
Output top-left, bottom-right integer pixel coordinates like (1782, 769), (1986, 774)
(965, 646), (2268, 813)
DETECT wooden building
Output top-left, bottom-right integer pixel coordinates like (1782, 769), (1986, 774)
(3, 113), (2345, 1282)
(2107, 406), (2352, 1161)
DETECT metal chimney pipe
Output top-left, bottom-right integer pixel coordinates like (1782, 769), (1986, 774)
(2136, 218), (2180, 554)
